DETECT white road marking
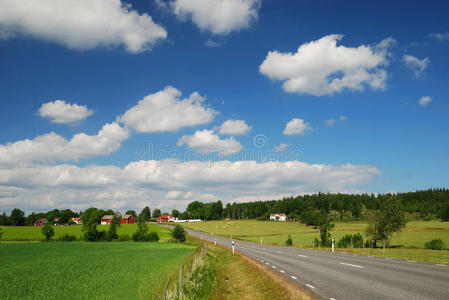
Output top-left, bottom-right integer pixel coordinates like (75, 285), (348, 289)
(385, 258), (393, 260)
(436, 264), (448, 267)
(291, 276), (298, 280)
(340, 262), (363, 268)
(297, 254), (307, 258)
(407, 260), (415, 263)
(265, 262), (270, 265)
(272, 265), (277, 269)
(260, 260), (264, 262)
(329, 298), (337, 300)
(306, 284), (315, 289)
(280, 270), (285, 273)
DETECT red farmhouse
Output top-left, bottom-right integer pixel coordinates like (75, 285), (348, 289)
(101, 214), (135, 225)
(157, 214), (172, 223)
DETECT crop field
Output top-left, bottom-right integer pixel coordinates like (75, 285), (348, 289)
(0, 242), (195, 299)
(182, 220), (449, 264)
(0, 224), (171, 241)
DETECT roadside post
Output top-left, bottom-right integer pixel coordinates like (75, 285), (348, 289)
(260, 236), (263, 245)
(214, 239), (216, 246)
(332, 238), (335, 253)
(232, 240), (235, 254)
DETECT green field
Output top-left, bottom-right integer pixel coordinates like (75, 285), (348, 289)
(0, 224), (171, 241)
(0, 242), (195, 299)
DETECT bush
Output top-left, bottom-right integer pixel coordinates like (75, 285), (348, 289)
(257, 215), (268, 221)
(285, 235), (292, 246)
(172, 225), (186, 242)
(424, 238), (445, 250)
(147, 231), (159, 242)
(337, 233), (364, 248)
(41, 223), (55, 241)
(58, 233), (77, 242)
(118, 234), (130, 241)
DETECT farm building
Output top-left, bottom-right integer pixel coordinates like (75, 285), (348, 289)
(101, 214), (135, 225)
(270, 213), (286, 221)
(71, 217), (81, 224)
(157, 214), (173, 223)
(34, 218), (48, 226)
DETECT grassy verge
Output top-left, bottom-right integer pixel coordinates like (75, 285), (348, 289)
(0, 242), (195, 299)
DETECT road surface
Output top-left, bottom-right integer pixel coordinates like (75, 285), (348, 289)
(182, 227), (449, 300)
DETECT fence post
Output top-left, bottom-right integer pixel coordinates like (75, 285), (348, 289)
(332, 238), (335, 253)
(179, 265), (183, 298)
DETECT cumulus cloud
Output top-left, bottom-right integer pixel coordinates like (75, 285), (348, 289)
(429, 32), (449, 41)
(326, 116), (347, 126)
(402, 55), (430, 78)
(273, 143), (289, 152)
(218, 119), (251, 135)
(0, 122), (129, 166)
(283, 118), (312, 136)
(259, 35), (394, 96)
(169, 0), (261, 35)
(38, 100), (93, 123)
(418, 96), (432, 107)
(0, 0), (167, 53)
(177, 129), (242, 155)
(204, 39), (221, 47)
(119, 86), (217, 133)
(0, 159), (381, 212)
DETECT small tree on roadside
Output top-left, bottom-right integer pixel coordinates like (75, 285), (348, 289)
(318, 212), (334, 247)
(41, 223), (55, 241)
(285, 235), (293, 246)
(172, 225), (186, 242)
(366, 197), (406, 247)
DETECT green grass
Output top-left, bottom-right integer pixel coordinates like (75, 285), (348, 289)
(0, 224), (171, 241)
(0, 242), (195, 299)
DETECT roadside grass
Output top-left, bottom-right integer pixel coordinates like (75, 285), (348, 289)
(182, 220), (449, 265)
(0, 242), (195, 299)
(0, 224), (171, 241)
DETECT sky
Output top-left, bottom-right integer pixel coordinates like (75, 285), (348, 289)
(0, 0), (448, 214)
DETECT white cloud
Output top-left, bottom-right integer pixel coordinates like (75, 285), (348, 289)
(38, 100), (93, 123)
(169, 0), (261, 35)
(218, 119), (251, 135)
(418, 96), (432, 107)
(339, 116), (347, 121)
(0, 122), (129, 166)
(119, 86), (217, 133)
(429, 32), (449, 41)
(259, 35), (394, 96)
(0, 0), (167, 53)
(0, 159), (381, 212)
(402, 55), (430, 78)
(283, 118), (312, 136)
(204, 39), (221, 47)
(325, 119), (336, 126)
(273, 143), (289, 152)
(177, 129), (242, 155)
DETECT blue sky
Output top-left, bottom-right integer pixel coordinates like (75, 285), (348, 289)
(0, 0), (448, 213)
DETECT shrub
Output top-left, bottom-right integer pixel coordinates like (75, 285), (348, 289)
(147, 231), (159, 242)
(118, 234), (130, 241)
(285, 235), (292, 246)
(41, 223), (55, 241)
(338, 233), (364, 248)
(58, 234), (77, 242)
(172, 225), (186, 242)
(257, 215), (268, 221)
(424, 238), (445, 250)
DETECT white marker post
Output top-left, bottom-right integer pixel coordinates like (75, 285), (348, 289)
(260, 236), (263, 245)
(200, 235), (202, 240)
(232, 240), (235, 254)
(332, 238), (335, 253)
(214, 239), (216, 246)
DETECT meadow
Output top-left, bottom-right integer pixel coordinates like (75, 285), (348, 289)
(0, 242), (195, 299)
(0, 223), (171, 241)
(182, 220), (449, 264)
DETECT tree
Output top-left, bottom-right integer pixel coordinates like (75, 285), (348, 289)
(9, 208), (25, 226)
(126, 210), (137, 218)
(366, 197), (406, 247)
(107, 212), (121, 240)
(318, 212), (334, 247)
(41, 223), (55, 241)
(132, 217), (150, 242)
(59, 209), (77, 224)
(172, 225), (186, 242)
(46, 209), (60, 223)
(172, 209), (180, 218)
(139, 206), (151, 222)
(440, 202), (449, 221)
(0, 212), (9, 225)
(82, 207), (103, 242)
(152, 209), (161, 218)
(0, 227), (3, 240)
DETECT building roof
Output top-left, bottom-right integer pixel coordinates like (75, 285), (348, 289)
(122, 214), (133, 219)
(102, 215), (114, 220)
(270, 213), (286, 216)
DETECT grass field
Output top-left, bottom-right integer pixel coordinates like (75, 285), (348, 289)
(0, 242), (195, 299)
(0, 224), (171, 241)
(181, 220), (449, 264)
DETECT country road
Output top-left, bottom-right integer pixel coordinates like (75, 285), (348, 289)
(179, 227), (449, 300)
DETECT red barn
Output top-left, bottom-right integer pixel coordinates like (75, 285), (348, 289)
(34, 218), (48, 226)
(101, 214), (135, 225)
(157, 214), (170, 223)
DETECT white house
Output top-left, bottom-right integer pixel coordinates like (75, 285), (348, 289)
(270, 213), (286, 221)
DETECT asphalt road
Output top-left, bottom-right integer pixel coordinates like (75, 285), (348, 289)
(183, 228), (449, 300)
